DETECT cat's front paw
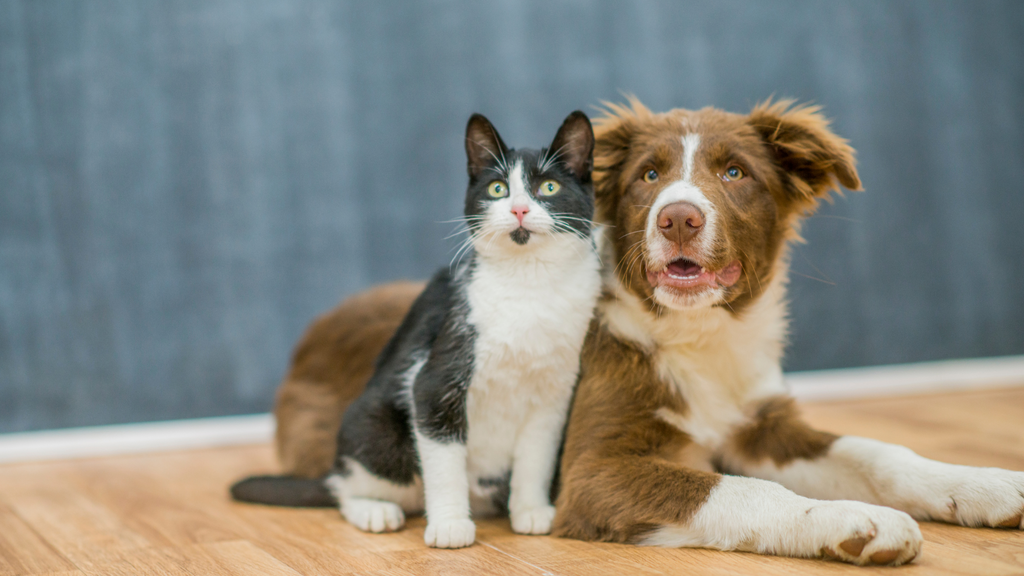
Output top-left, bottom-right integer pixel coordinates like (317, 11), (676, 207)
(424, 519), (476, 548)
(341, 498), (406, 533)
(933, 468), (1024, 529)
(510, 505), (556, 535)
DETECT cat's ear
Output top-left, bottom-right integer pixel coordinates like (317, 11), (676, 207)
(547, 111), (594, 181)
(465, 114), (510, 179)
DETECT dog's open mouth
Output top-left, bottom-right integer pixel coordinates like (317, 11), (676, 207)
(647, 258), (742, 291)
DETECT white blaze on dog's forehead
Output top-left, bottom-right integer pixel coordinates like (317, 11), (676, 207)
(644, 131), (718, 280)
(508, 159), (529, 203)
(647, 132), (714, 237)
(681, 133), (701, 185)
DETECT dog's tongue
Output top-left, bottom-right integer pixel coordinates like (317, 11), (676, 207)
(657, 258), (743, 288)
(666, 259), (702, 278)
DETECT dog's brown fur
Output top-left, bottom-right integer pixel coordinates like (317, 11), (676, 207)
(554, 319), (720, 542)
(729, 397), (838, 467)
(274, 280), (423, 478)
(552, 99), (859, 542)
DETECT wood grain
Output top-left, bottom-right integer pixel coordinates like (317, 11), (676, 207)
(0, 387), (1022, 575)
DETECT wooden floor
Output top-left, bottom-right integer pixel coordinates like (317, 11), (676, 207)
(1, 388), (1023, 576)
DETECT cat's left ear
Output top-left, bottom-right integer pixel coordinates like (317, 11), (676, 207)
(465, 113), (510, 180)
(548, 111), (594, 182)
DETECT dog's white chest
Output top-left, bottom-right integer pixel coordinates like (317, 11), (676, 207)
(652, 342), (788, 451)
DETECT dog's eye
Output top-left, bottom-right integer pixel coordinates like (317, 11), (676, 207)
(487, 181), (508, 198)
(538, 180), (561, 196)
(643, 169), (659, 183)
(722, 166), (745, 182)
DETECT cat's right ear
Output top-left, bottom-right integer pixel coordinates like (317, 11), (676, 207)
(465, 114), (509, 180)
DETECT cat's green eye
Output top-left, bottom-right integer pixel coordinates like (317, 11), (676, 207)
(538, 180), (561, 196)
(722, 166), (745, 182)
(643, 169), (659, 183)
(487, 181), (508, 198)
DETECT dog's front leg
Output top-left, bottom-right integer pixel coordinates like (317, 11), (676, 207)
(640, 473), (922, 566)
(556, 451), (921, 565)
(721, 396), (1024, 530)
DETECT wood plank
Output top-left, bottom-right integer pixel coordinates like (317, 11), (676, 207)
(0, 505), (77, 575)
(176, 541), (306, 576)
(5, 491), (151, 573)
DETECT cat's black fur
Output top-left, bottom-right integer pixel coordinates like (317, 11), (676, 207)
(231, 111), (596, 510)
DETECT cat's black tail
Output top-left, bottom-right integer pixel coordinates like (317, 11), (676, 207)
(230, 475), (336, 507)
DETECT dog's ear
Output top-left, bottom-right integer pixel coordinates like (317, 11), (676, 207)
(748, 100), (861, 207)
(465, 113), (510, 180)
(592, 97), (650, 216)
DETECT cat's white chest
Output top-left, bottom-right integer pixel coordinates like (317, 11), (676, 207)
(461, 247), (601, 482)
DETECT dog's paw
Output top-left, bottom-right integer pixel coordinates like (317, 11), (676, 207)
(511, 505), (556, 535)
(809, 501), (922, 566)
(932, 468), (1024, 529)
(341, 498), (406, 533)
(424, 519), (476, 548)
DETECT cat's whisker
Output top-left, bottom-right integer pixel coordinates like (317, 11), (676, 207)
(539, 142), (569, 172)
(551, 221), (589, 245)
(483, 227), (503, 254)
(467, 138), (509, 175)
(548, 213), (602, 225)
(551, 225), (591, 262)
(437, 216), (487, 225)
(449, 232), (482, 270)
(444, 227), (472, 240)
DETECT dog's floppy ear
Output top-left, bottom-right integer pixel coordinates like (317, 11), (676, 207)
(465, 113), (510, 179)
(592, 97), (650, 217)
(748, 99), (862, 206)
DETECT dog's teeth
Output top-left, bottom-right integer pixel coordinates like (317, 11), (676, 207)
(700, 267), (706, 273)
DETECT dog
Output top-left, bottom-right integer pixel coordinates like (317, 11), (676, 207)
(551, 98), (1023, 565)
(266, 100), (1023, 566)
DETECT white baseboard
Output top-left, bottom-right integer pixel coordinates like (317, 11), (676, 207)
(787, 355), (1024, 401)
(0, 413), (274, 465)
(1, 355), (1022, 465)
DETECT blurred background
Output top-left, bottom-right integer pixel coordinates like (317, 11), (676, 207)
(1, 0), (1022, 434)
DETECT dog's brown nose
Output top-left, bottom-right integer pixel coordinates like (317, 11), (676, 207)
(657, 202), (705, 245)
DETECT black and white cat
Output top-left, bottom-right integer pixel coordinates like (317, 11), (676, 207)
(233, 111), (602, 549)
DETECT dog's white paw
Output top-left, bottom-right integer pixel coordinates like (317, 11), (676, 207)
(510, 505), (556, 535)
(808, 501), (922, 566)
(341, 498), (406, 533)
(424, 518), (476, 548)
(930, 467), (1024, 529)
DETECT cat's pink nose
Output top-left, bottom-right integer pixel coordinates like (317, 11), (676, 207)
(511, 205), (529, 224)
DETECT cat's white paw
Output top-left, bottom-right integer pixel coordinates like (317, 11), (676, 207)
(929, 468), (1024, 529)
(341, 498), (406, 533)
(510, 505), (556, 535)
(808, 501), (922, 566)
(424, 519), (476, 548)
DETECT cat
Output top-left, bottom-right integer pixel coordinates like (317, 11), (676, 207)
(232, 110), (602, 549)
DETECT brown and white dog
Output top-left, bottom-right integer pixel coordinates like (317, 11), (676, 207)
(268, 100), (1024, 566)
(551, 98), (1024, 565)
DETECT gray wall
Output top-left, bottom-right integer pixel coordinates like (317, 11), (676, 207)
(2, 0), (1022, 433)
